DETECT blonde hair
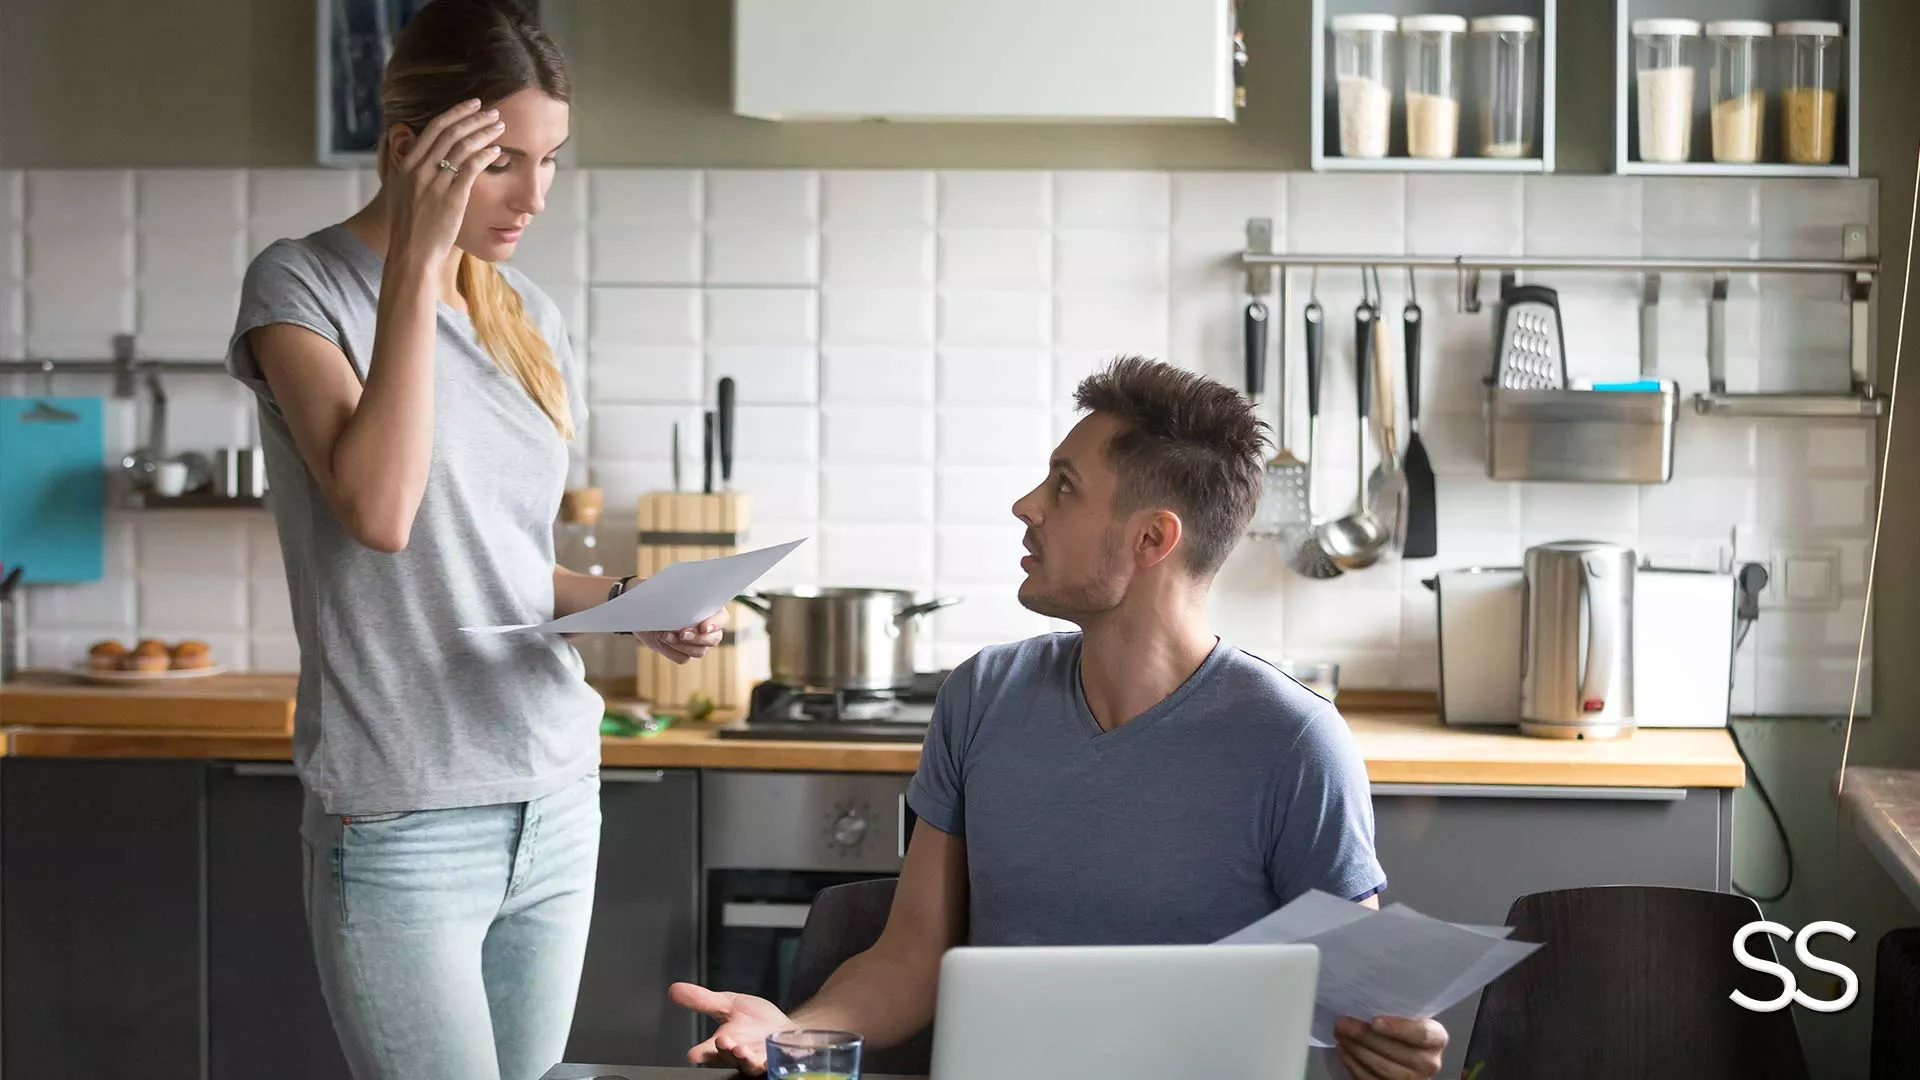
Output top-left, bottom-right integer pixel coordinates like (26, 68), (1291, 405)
(378, 0), (574, 439)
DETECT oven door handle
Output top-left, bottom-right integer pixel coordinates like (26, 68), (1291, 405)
(720, 901), (813, 930)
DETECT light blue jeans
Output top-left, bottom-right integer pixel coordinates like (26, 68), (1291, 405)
(301, 771), (602, 1080)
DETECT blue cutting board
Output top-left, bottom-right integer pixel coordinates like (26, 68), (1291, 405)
(0, 397), (106, 583)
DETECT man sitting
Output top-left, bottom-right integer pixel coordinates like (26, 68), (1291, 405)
(671, 356), (1448, 1080)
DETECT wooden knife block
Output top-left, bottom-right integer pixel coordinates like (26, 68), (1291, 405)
(635, 491), (765, 715)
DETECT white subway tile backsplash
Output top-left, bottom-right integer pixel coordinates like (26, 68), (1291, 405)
(938, 291), (1050, 347)
(26, 170), (134, 229)
(821, 229), (935, 287)
(938, 407), (1051, 466)
(1171, 172), (1285, 233)
(936, 466), (1034, 524)
(1525, 176), (1641, 256)
(163, 378), (253, 451)
(706, 288), (817, 347)
(138, 170), (246, 230)
(819, 524), (934, 588)
(938, 171), (1052, 230)
(588, 225), (701, 285)
(140, 575), (247, 631)
(589, 170), (702, 225)
(821, 289), (934, 346)
(1286, 173), (1404, 255)
(1053, 230), (1169, 291)
(587, 345), (703, 403)
(706, 170), (818, 224)
(729, 463), (819, 523)
(1052, 291), (1168, 352)
(822, 406), (934, 464)
(936, 349), (1049, 406)
(249, 574), (293, 631)
(9, 164), (1874, 696)
(937, 231), (1051, 289)
(705, 347), (818, 404)
(247, 171), (358, 231)
(823, 171), (935, 228)
(1405, 175), (1524, 256)
(727, 405), (819, 464)
(821, 466), (934, 524)
(704, 226), (818, 286)
(1054, 172), (1169, 230)
(587, 404), (703, 463)
(590, 287), (701, 347)
(821, 348), (935, 405)
(936, 524), (1027, 585)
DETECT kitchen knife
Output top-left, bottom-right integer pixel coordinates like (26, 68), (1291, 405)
(702, 411), (715, 495)
(717, 377), (735, 490)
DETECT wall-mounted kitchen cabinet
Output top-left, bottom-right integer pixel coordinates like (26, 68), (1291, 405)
(732, 0), (1242, 122)
(1615, 0), (1859, 176)
(1311, 0), (1557, 173)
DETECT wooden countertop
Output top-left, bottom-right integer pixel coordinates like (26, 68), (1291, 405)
(0, 671), (1747, 787)
(1840, 767), (1920, 913)
(0, 671), (298, 732)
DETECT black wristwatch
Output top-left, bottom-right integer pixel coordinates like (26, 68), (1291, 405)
(607, 575), (638, 603)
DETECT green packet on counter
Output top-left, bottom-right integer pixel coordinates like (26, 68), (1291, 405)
(600, 709), (671, 737)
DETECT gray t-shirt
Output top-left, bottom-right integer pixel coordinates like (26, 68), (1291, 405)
(227, 224), (602, 817)
(908, 633), (1386, 946)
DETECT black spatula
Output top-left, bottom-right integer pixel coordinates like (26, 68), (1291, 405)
(1401, 277), (1437, 558)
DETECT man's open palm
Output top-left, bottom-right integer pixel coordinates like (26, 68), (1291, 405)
(670, 982), (793, 1074)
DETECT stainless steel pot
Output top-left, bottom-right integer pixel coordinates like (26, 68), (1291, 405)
(735, 588), (962, 692)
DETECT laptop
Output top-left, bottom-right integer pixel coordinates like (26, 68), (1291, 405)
(928, 943), (1321, 1080)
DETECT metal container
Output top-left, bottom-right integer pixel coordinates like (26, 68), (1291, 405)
(1520, 541), (1636, 739)
(1484, 382), (1678, 483)
(0, 593), (18, 683)
(214, 446), (267, 498)
(736, 588), (961, 693)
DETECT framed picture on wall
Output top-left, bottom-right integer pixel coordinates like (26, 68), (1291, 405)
(316, 0), (542, 166)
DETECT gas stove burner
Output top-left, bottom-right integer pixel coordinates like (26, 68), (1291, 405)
(798, 690), (899, 723)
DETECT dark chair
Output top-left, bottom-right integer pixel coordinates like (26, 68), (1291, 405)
(783, 877), (936, 1075)
(1870, 927), (1920, 1080)
(1462, 885), (1811, 1080)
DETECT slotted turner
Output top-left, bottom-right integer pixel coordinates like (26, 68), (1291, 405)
(1248, 290), (1309, 535)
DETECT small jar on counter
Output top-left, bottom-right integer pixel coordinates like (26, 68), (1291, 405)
(1707, 20), (1771, 164)
(1778, 20), (1844, 165)
(1331, 13), (1397, 158)
(1471, 15), (1540, 158)
(1633, 18), (1702, 163)
(1401, 14), (1467, 159)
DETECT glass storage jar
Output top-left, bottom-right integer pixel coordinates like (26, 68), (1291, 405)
(1401, 14), (1467, 159)
(1470, 15), (1540, 158)
(1331, 13), (1397, 158)
(1777, 20), (1843, 165)
(1707, 20), (1771, 164)
(1633, 18), (1702, 163)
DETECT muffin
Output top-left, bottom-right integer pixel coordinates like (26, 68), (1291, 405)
(88, 640), (130, 671)
(169, 640), (215, 670)
(126, 639), (172, 673)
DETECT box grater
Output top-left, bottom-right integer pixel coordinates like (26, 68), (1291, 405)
(1492, 284), (1568, 390)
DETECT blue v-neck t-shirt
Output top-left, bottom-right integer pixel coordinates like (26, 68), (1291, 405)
(907, 632), (1386, 947)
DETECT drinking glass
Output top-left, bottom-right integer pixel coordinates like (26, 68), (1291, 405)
(766, 1029), (863, 1080)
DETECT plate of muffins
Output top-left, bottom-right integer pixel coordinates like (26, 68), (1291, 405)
(75, 638), (226, 683)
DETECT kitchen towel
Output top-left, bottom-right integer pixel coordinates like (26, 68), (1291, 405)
(0, 397), (106, 583)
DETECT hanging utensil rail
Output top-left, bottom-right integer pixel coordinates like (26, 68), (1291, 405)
(0, 335), (225, 398)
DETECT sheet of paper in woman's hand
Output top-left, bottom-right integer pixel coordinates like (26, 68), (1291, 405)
(461, 539), (806, 635)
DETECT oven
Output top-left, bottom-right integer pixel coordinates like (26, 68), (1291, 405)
(701, 771), (918, 1018)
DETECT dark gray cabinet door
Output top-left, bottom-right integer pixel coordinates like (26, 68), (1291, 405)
(566, 767), (701, 1067)
(206, 762), (353, 1080)
(0, 758), (206, 1079)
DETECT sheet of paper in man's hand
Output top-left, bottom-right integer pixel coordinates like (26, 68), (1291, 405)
(461, 538), (806, 635)
(1215, 890), (1540, 1048)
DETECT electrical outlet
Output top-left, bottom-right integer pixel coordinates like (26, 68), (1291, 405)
(1767, 546), (1841, 610)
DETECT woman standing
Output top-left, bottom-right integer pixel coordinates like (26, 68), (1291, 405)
(226, 2), (720, 1077)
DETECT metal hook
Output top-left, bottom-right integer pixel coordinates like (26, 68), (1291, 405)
(1407, 266), (1418, 306)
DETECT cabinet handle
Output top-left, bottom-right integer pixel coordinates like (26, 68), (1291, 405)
(897, 793), (906, 859)
(721, 901), (812, 929)
(229, 762), (299, 778)
(1372, 783), (1688, 802)
(601, 769), (667, 783)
